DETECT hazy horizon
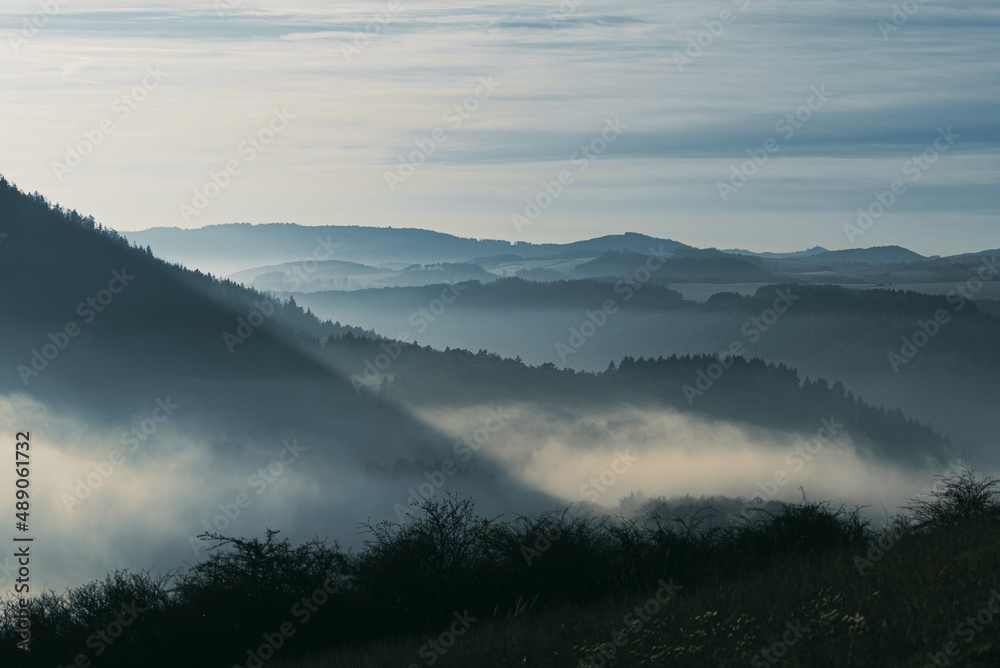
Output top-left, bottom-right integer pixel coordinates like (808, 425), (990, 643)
(124, 220), (998, 258)
(1, 0), (997, 257)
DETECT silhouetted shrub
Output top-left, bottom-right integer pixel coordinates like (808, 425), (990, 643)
(904, 466), (1000, 529)
(3, 480), (995, 666)
(173, 529), (349, 663)
(352, 494), (502, 628)
(0, 570), (171, 668)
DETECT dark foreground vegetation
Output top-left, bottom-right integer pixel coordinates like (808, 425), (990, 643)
(2, 469), (999, 667)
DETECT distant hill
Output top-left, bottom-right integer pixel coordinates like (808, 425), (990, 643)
(0, 174), (564, 581)
(5, 175), (963, 459)
(541, 232), (693, 258)
(129, 224), (996, 290)
(810, 246), (926, 265)
(722, 246), (829, 259)
(227, 259), (496, 292)
(0, 173), (952, 467)
(0, 178), (429, 459)
(228, 258), (386, 291)
(128, 224), (694, 276)
(575, 251), (780, 283)
(470, 254), (527, 269)
(945, 249), (1000, 261)
(230, 259), (384, 282)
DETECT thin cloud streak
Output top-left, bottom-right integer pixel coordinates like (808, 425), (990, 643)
(0, 0), (995, 254)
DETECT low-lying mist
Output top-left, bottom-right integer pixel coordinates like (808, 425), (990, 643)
(412, 402), (966, 522)
(0, 391), (550, 595)
(0, 392), (979, 598)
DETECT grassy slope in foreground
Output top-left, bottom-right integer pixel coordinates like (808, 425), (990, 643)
(281, 514), (1000, 668)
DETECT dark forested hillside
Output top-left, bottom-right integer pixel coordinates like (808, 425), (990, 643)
(290, 275), (998, 461)
(0, 175), (953, 471)
(0, 174), (486, 494)
(316, 336), (953, 467)
(0, 175), (975, 632)
(574, 250), (780, 283)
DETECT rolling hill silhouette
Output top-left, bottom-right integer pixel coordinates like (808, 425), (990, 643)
(0, 176), (958, 469)
(0, 176), (966, 599)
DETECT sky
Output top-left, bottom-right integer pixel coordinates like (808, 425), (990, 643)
(1, 0), (998, 255)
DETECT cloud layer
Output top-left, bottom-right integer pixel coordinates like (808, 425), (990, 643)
(1, 0), (997, 253)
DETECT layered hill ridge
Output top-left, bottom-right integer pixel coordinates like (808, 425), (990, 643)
(129, 222), (996, 295)
(0, 175), (956, 467)
(0, 172), (973, 601)
(0, 177), (468, 471)
(129, 224), (693, 276)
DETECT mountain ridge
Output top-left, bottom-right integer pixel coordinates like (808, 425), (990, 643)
(129, 222), (989, 279)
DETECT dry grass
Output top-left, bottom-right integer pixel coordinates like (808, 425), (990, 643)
(269, 518), (1000, 668)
